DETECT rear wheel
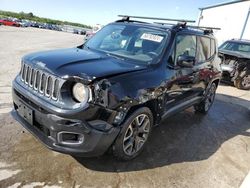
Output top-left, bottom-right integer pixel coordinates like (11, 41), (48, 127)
(112, 107), (153, 160)
(234, 71), (250, 90)
(194, 83), (217, 114)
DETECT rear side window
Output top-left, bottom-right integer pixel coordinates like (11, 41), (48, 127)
(170, 34), (216, 66)
(197, 37), (210, 62)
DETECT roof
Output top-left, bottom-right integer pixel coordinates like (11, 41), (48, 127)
(199, 0), (249, 10)
(227, 39), (250, 44)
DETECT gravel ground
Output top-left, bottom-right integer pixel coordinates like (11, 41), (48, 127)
(0, 26), (249, 188)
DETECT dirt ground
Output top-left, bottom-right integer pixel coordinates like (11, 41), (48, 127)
(0, 26), (249, 188)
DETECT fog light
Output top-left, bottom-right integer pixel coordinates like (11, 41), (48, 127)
(57, 132), (84, 145)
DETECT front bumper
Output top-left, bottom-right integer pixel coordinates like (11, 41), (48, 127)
(221, 64), (234, 73)
(12, 81), (120, 157)
(220, 64), (236, 82)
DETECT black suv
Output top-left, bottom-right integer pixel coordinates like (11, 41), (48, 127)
(219, 39), (250, 90)
(12, 16), (221, 160)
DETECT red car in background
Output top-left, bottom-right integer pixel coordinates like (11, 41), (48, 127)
(0, 19), (20, 27)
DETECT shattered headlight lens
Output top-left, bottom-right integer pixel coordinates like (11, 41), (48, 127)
(72, 83), (89, 103)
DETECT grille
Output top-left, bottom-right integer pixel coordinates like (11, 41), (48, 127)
(20, 63), (60, 100)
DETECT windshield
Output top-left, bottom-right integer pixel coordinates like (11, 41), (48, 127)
(219, 41), (250, 53)
(84, 23), (168, 64)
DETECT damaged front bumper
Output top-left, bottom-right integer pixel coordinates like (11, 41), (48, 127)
(221, 64), (234, 73)
(12, 80), (120, 157)
(220, 64), (236, 82)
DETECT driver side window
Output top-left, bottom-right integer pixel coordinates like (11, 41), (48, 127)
(100, 30), (128, 50)
(174, 35), (197, 65)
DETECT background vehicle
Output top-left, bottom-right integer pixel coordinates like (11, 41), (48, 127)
(78, 30), (86, 35)
(12, 15), (221, 160)
(0, 19), (20, 27)
(219, 39), (250, 90)
(16, 20), (31, 27)
(85, 24), (102, 40)
(73, 29), (79, 34)
(30, 21), (40, 28)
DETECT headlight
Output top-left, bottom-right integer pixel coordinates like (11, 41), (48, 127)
(72, 83), (89, 103)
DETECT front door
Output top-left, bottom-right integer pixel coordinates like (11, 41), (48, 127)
(165, 34), (201, 111)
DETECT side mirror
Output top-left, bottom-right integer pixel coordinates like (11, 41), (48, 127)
(177, 55), (195, 68)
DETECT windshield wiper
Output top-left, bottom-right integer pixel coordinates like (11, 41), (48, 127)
(106, 53), (125, 61)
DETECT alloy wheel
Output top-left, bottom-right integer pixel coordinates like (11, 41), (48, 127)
(242, 75), (250, 89)
(122, 114), (150, 156)
(204, 84), (216, 111)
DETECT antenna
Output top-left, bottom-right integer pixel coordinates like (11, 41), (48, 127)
(118, 15), (196, 23)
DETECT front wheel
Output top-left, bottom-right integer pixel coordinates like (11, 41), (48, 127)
(112, 107), (153, 160)
(234, 71), (250, 90)
(194, 83), (217, 114)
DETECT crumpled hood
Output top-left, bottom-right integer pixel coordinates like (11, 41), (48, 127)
(219, 49), (250, 59)
(23, 48), (146, 82)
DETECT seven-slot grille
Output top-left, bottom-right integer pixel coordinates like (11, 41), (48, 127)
(20, 63), (60, 100)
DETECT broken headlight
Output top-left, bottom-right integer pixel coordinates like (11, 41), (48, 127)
(72, 83), (89, 104)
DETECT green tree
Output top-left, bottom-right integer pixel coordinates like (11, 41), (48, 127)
(27, 12), (34, 18)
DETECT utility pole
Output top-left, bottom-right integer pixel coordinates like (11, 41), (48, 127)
(240, 7), (250, 39)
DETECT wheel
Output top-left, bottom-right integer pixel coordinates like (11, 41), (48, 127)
(194, 83), (217, 114)
(234, 71), (250, 90)
(112, 107), (153, 160)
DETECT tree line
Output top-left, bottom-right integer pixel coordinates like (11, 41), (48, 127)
(0, 10), (92, 28)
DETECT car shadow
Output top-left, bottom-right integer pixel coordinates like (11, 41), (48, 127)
(74, 94), (250, 172)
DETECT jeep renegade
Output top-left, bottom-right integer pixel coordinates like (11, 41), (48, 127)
(12, 16), (221, 160)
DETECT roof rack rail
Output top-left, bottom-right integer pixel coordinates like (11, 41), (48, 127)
(154, 22), (176, 26)
(154, 22), (220, 34)
(232, 38), (250, 41)
(187, 25), (221, 30)
(117, 15), (196, 23)
(154, 22), (221, 30)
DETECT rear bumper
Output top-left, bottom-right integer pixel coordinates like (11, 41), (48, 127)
(12, 81), (120, 157)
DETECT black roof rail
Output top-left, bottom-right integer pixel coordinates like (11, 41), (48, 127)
(154, 22), (176, 26)
(232, 38), (250, 41)
(187, 25), (221, 35)
(116, 15), (220, 35)
(117, 15), (196, 23)
(187, 25), (221, 30)
(115, 19), (148, 24)
(154, 22), (221, 34)
(155, 22), (221, 30)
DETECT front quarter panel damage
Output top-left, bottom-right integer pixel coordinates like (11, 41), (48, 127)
(92, 68), (167, 126)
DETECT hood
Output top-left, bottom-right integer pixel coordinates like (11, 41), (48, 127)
(23, 48), (147, 82)
(219, 49), (250, 59)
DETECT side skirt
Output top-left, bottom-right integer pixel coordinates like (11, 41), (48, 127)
(161, 96), (202, 120)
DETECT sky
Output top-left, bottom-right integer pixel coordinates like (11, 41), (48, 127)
(0, 0), (234, 26)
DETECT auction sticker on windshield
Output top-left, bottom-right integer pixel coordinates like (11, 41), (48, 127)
(141, 33), (164, 43)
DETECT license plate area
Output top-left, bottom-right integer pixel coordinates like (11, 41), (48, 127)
(17, 102), (33, 125)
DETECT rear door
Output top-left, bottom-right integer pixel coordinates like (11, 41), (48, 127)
(196, 36), (216, 90)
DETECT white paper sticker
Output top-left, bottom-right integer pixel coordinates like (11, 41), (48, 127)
(141, 33), (164, 43)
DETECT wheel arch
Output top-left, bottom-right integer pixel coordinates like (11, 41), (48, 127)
(212, 79), (220, 88)
(123, 99), (161, 127)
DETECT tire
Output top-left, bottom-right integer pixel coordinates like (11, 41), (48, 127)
(194, 83), (217, 114)
(112, 107), (153, 161)
(234, 71), (250, 90)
